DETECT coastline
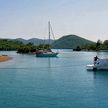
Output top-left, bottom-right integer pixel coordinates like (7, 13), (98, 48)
(0, 55), (12, 62)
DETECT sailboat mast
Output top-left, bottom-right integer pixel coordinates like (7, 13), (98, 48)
(48, 21), (50, 45)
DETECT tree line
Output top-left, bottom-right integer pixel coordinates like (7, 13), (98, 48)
(74, 40), (108, 51)
(0, 39), (50, 53)
(1, 39), (108, 52)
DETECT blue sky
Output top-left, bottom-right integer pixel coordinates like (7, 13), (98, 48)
(0, 0), (108, 41)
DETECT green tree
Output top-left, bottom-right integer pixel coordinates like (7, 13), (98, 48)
(104, 40), (108, 46)
(96, 40), (102, 50)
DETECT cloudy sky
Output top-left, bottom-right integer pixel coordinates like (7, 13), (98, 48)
(0, 0), (108, 41)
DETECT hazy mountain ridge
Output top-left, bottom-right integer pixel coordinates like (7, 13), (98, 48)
(13, 38), (54, 45)
(1, 35), (95, 49)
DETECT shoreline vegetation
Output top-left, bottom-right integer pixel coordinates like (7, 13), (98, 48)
(0, 55), (12, 62)
(0, 39), (50, 54)
(74, 40), (108, 51)
(0, 37), (108, 54)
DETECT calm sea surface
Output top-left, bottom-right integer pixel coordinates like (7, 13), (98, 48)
(0, 50), (108, 108)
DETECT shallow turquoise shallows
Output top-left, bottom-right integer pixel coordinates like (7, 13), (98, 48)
(1, 50), (108, 108)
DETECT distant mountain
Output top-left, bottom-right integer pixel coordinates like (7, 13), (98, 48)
(27, 38), (54, 45)
(7, 35), (95, 48)
(13, 38), (54, 45)
(14, 38), (28, 44)
(52, 35), (95, 49)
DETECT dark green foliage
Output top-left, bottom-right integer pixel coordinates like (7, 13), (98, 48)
(81, 44), (96, 51)
(26, 42), (34, 46)
(103, 40), (108, 45)
(0, 39), (22, 51)
(82, 39), (108, 51)
(1, 36), (108, 52)
(96, 40), (102, 50)
(17, 44), (50, 54)
(73, 46), (81, 51)
(0, 39), (50, 54)
(17, 45), (37, 54)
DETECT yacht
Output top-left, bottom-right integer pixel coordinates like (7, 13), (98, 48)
(87, 56), (108, 71)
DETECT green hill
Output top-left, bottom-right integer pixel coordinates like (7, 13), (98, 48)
(52, 35), (95, 49)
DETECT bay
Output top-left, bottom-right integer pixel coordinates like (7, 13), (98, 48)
(0, 50), (108, 108)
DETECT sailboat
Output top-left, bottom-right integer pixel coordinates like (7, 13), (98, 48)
(36, 21), (58, 57)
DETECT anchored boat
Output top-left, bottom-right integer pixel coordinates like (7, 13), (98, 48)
(87, 56), (108, 71)
(36, 21), (58, 57)
(36, 51), (58, 57)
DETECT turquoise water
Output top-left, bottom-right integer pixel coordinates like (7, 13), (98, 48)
(0, 51), (108, 108)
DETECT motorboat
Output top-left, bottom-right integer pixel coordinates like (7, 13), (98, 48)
(87, 57), (108, 71)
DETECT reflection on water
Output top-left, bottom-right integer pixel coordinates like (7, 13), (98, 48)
(48, 58), (51, 68)
(93, 71), (108, 80)
(96, 51), (108, 58)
